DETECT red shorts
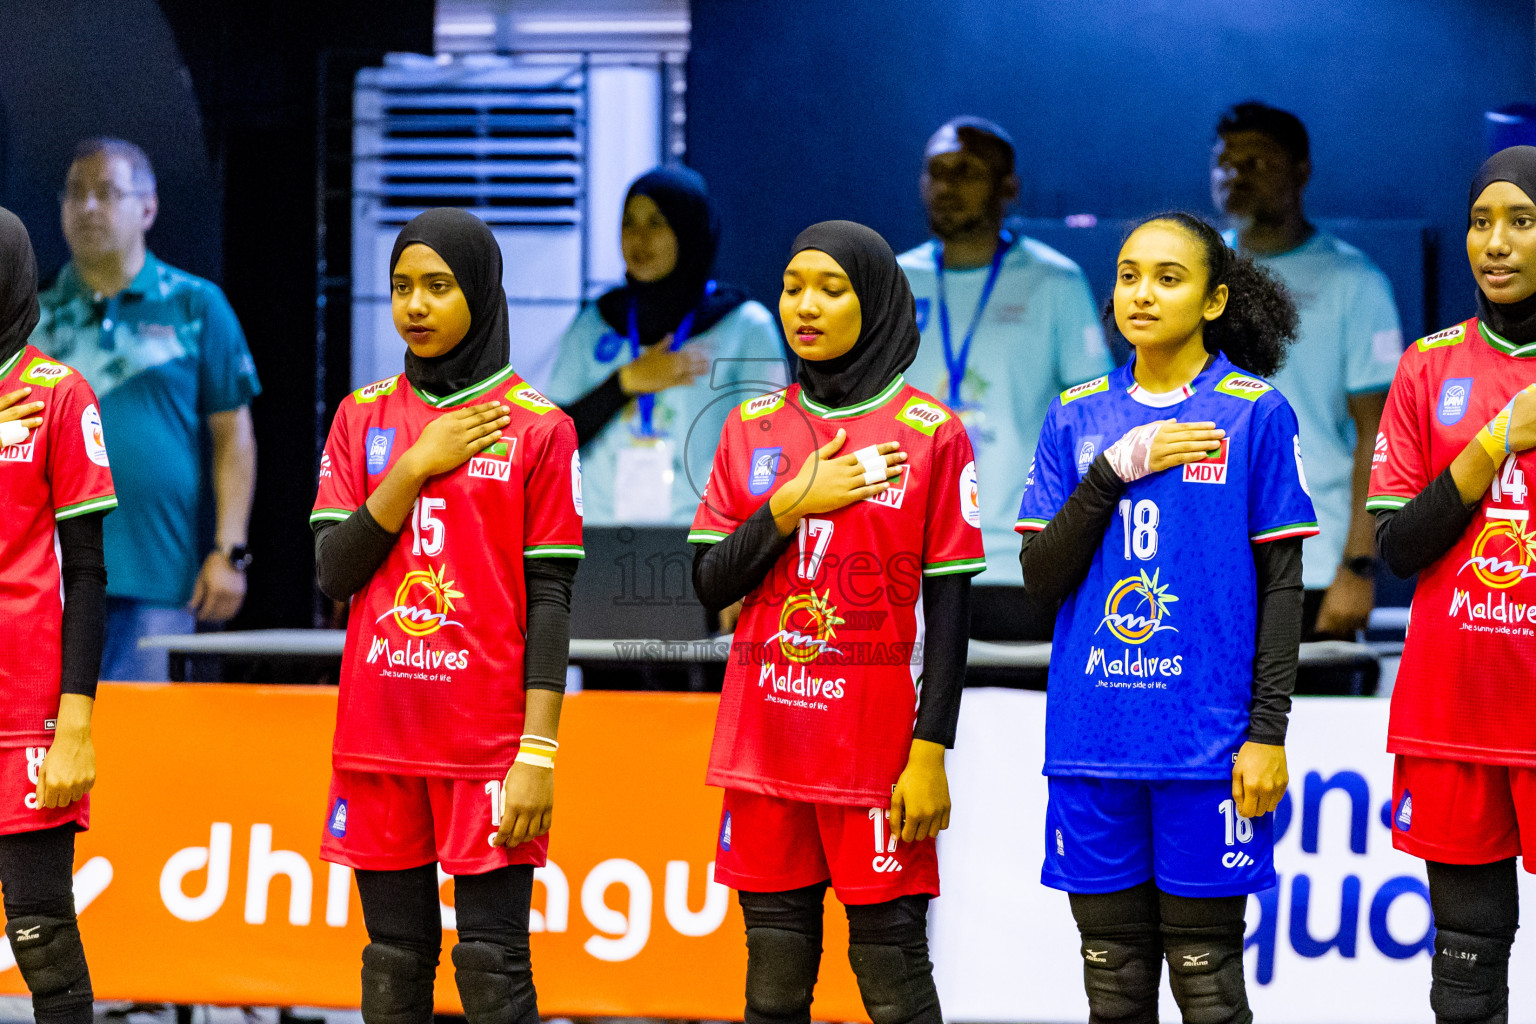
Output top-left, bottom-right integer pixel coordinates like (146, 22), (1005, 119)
(0, 745), (89, 836)
(1392, 755), (1536, 871)
(713, 789), (939, 905)
(319, 769), (547, 876)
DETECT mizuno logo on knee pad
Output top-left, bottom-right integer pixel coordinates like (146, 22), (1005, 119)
(1084, 949), (1108, 963)
(1182, 953), (1211, 967)
(13, 926), (39, 942)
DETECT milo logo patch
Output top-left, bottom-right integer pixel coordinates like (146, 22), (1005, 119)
(353, 376), (400, 404)
(741, 391), (786, 421)
(897, 396), (950, 436)
(1214, 372), (1272, 402)
(1060, 376), (1109, 405)
(20, 358), (70, 388)
(1418, 322), (1469, 352)
(507, 384), (555, 415)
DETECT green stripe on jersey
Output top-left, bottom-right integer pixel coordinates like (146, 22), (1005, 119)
(0, 349), (21, 380)
(797, 375), (906, 419)
(688, 529), (728, 544)
(56, 494), (118, 520)
(1250, 521), (1319, 542)
(412, 365), (518, 409)
(525, 544), (584, 558)
(1016, 517), (1049, 530)
(310, 507), (353, 523)
(923, 557), (987, 576)
(1365, 495), (1411, 512)
(1478, 321), (1536, 359)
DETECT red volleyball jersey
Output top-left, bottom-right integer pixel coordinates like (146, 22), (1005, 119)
(690, 377), (985, 806)
(312, 368), (584, 776)
(0, 345), (117, 747)
(1368, 318), (1536, 765)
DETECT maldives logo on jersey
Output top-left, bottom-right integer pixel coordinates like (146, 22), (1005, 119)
(749, 446), (784, 496)
(1097, 568), (1180, 644)
(468, 436), (516, 482)
(366, 427), (395, 475)
(1438, 378), (1474, 425)
(771, 589), (846, 663)
(1457, 518), (1536, 589)
(376, 563), (466, 636)
(1182, 437), (1229, 484)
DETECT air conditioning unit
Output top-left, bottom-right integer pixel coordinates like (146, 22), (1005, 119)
(352, 53), (665, 391)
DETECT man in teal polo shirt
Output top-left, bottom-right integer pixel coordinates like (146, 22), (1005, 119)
(899, 116), (1113, 640)
(31, 138), (260, 680)
(1212, 102), (1402, 649)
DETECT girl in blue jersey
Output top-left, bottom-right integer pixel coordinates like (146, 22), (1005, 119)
(1016, 213), (1312, 1024)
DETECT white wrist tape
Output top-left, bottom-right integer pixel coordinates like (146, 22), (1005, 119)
(0, 421), (28, 447)
(1103, 420), (1166, 484)
(853, 444), (887, 486)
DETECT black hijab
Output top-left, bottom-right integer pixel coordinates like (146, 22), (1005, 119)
(790, 221), (920, 409)
(1470, 145), (1536, 345)
(390, 208), (510, 397)
(0, 207), (39, 369)
(596, 167), (747, 347)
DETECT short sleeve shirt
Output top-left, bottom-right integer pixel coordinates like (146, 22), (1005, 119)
(1234, 231), (1403, 588)
(691, 377), (985, 806)
(0, 345), (117, 747)
(312, 368), (584, 776)
(1016, 356), (1318, 778)
(544, 300), (788, 526)
(899, 236), (1113, 584)
(31, 254), (262, 604)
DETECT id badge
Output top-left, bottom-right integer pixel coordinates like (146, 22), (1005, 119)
(614, 438), (675, 523)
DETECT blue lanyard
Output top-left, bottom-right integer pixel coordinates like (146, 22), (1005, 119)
(934, 233), (1009, 407)
(624, 280), (715, 437)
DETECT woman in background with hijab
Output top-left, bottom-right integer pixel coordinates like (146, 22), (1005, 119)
(310, 208), (584, 1024)
(1370, 146), (1536, 1024)
(0, 208), (114, 1024)
(546, 166), (786, 528)
(689, 221), (983, 1024)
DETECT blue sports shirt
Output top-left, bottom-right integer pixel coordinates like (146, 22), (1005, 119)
(1016, 354), (1318, 779)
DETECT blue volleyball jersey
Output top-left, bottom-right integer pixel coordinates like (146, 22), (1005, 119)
(1016, 354), (1318, 779)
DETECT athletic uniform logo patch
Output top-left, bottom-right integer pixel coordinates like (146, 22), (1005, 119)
(571, 451), (584, 516)
(959, 461), (981, 527)
(1438, 378), (1474, 425)
(740, 392), (785, 421)
(1395, 792), (1412, 831)
(468, 437), (516, 482)
(749, 446), (783, 496)
(20, 357), (70, 388)
(1214, 372), (1272, 402)
(1061, 376), (1109, 405)
(1373, 431), (1389, 466)
(328, 799), (348, 837)
(506, 384), (556, 415)
(1183, 437), (1228, 484)
(719, 811), (732, 851)
(1076, 435), (1102, 475)
(354, 376), (400, 404)
(896, 396), (949, 436)
(82, 404), (110, 467)
(1099, 569), (1180, 644)
(365, 427), (395, 475)
(0, 437), (35, 463)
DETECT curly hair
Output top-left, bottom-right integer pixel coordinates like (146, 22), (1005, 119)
(1104, 212), (1299, 378)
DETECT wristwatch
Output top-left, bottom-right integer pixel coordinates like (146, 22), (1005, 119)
(1343, 555), (1380, 580)
(222, 544), (253, 572)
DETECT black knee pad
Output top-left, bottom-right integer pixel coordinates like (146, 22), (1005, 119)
(1430, 928), (1512, 1024)
(1075, 923), (1161, 1024)
(744, 926), (822, 1024)
(845, 895), (941, 1024)
(452, 940), (537, 1024)
(1161, 922), (1250, 1024)
(360, 941), (438, 1024)
(6, 914), (92, 1024)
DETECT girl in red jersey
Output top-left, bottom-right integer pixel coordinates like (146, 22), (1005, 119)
(691, 221), (984, 1024)
(311, 209), (582, 1024)
(1369, 146), (1536, 1023)
(0, 209), (115, 1024)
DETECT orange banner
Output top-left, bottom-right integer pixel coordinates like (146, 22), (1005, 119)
(0, 684), (867, 1018)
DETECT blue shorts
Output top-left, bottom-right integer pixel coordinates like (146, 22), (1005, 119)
(1043, 776), (1275, 897)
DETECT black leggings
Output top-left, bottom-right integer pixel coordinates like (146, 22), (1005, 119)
(353, 862), (534, 961)
(0, 825), (78, 922)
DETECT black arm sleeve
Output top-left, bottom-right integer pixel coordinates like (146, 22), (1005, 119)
(1018, 455), (1126, 604)
(58, 512), (107, 699)
(1374, 466), (1478, 579)
(524, 558), (578, 693)
(913, 573), (972, 748)
(1248, 536), (1303, 746)
(313, 504), (399, 601)
(691, 502), (797, 615)
(564, 371), (630, 448)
